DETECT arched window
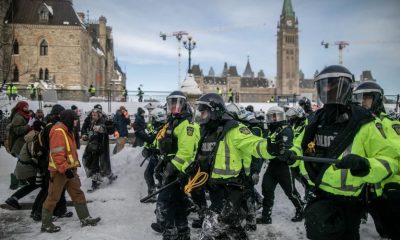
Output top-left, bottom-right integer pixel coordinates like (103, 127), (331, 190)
(39, 9), (49, 22)
(45, 68), (49, 81)
(39, 68), (43, 80)
(13, 66), (19, 82)
(40, 40), (48, 56)
(13, 39), (19, 54)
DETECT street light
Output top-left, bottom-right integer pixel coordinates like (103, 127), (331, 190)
(183, 36), (196, 74)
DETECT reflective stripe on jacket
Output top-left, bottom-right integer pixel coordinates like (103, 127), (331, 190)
(48, 123), (80, 173)
(211, 123), (271, 179)
(291, 119), (399, 197)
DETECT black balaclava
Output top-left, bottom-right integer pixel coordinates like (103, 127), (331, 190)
(60, 110), (77, 132)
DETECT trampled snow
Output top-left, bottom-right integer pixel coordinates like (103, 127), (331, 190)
(0, 144), (380, 239)
(0, 99), (384, 239)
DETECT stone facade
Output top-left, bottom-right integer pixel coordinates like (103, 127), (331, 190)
(2, 0), (126, 100)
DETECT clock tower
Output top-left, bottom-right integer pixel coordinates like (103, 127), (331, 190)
(277, 0), (300, 96)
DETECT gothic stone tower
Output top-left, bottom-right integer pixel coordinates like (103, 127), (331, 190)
(277, 0), (300, 96)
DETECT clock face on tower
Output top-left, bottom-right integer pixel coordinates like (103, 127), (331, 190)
(286, 19), (293, 26)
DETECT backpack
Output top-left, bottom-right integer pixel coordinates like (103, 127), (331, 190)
(33, 123), (53, 171)
(4, 120), (14, 154)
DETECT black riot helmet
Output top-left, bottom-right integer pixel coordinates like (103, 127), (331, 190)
(298, 97), (312, 113)
(245, 105), (254, 113)
(353, 81), (385, 115)
(315, 65), (354, 105)
(195, 93), (226, 125)
(166, 90), (188, 117)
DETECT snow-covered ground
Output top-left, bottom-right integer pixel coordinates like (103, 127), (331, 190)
(0, 98), (387, 239)
(0, 144), (381, 239)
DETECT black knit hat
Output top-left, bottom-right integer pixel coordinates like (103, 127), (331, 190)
(50, 104), (65, 116)
(71, 105), (78, 110)
(137, 107), (145, 114)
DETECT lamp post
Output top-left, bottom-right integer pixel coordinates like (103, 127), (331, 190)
(183, 36), (196, 74)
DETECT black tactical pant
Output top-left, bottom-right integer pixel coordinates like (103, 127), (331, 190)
(144, 155), (158, 193)
(368, 191), (400, 239)
(305, 197), (363, 240)
(158, 180), (189, 240)
(261, 161), (303, 216)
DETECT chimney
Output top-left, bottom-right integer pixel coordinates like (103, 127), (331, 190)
(99, 16), (107, 52)
(77, 12), (85, 23)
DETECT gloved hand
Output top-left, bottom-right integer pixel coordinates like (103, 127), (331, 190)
(65, 169), (74, 179)
(335, 154), (370, 177)
(278, 150), (297, 165)
(163, 162), (178, 183)
(251, 173), (260, 185)
(81, 134), (88, 141)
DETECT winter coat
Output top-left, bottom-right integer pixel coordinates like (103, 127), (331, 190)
(15, 130), (39, 180)
(114, 110), (130, 137)
(11, 113), (31, 157)
(73, 118), (81, 149)
(48, 122), (80, 173)
(82, 117), (112, 177)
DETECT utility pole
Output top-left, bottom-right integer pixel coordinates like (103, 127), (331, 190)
(160, 31), (188, 86)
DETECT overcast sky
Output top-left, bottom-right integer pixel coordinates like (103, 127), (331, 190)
(73, 0), (400, 95)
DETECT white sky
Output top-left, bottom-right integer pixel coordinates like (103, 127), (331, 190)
(73, 0), (400, 95)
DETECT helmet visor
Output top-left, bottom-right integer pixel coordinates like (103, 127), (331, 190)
(266, 112), (286, 123)
(167, 97), (185, 116)
(315, 77), (352, 105)
(196, 103), (211, 125)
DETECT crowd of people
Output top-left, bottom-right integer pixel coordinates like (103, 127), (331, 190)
(1, 64), (399, 240)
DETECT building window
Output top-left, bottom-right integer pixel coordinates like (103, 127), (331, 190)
(40, 40), (48, 56)
(13, 39), (19, 55)
(39, 9), (49, 22)
(45, 68), (49, 81)
(39, 68), (43, 80)
(13, 66), (19, 82)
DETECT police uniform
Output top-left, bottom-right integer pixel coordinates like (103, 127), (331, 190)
(156, 115), (200, 240)
(260, 124), (304, 223)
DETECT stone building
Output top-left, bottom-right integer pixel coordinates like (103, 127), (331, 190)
(2, 0), (126, 100)
(192, 0), (315, 103)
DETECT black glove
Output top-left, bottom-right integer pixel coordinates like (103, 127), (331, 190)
(163, 162), (179, 183)
(278, 150), (297, 165)
(335, 154), (370, 177)
(65, 169), (75, 179)
(184, 161), (199, 177)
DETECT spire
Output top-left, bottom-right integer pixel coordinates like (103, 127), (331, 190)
(281, 0), (295, 17)
(208, 67), (215, 76)
(243, 56), (254, 78)
(222, 62), (228, 76)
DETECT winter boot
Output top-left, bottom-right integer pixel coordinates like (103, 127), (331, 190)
(9, 173), (19, 190)
(107, 173), (118, 184)
(75, 203), (101, 227)
(244, 223), (257, 231)
(41, 208), (61, 233)
(31, 211), (41, 222)
(88, 180), (100, 192)
(291, 207), (304, 222)
(256, 207), (272, 224)
(256, 215), (272, 224)
(5, 196), (21, 209)
(151, 222), (165, 233)
(54, 210), (73, 218)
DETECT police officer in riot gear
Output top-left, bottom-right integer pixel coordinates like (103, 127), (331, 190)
(153, 91), (200, 240)
(283, 65), (398, 240)
(195, 93), (275, 240)
(226, 103), (266, 231)
(257, 106), (304, 224)
(353, 81), (400, 239)
(298, 97), (312, 114)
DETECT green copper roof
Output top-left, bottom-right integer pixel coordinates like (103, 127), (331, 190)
(282, 0), (295, 17)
